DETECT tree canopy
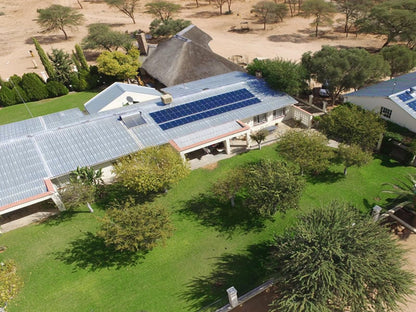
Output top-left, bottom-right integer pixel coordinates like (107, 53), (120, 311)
(36, 4), (84, 40)
(145, 1), (181, 22)
(104, 0), (139, 24)
(149, 18), (191, 38)
(48, 48), (73, 87)
(337, 143), (372, 175)
(96, 48), (140, 80)
(250, 129), (268, 150)
(301, 0), (336, 37)
(112, 145), (190, 195)
(277, 130), (334, 175)
(335, 0), (372, 36)
(270, 201), (414, 312)
(82, 23), (133, 52)
(381, 45), (416, 78)
(302, 46), (390, 103)
(318, 104), (386, 150)
(251, 1), (288, 30)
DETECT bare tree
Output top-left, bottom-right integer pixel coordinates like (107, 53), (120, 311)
(104, 0), (139, 24)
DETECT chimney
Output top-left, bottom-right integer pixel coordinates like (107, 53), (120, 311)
(227, 287), (238, 308)
(136, 32), (149, 56)
(161, 94), (173, 105)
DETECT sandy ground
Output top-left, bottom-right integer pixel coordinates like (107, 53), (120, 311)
(0, 0), (384, 79)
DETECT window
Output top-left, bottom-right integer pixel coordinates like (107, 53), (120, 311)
(380, 107), (392, 119)
(253, 113), (267, 125)
(273, 108), (285, 119)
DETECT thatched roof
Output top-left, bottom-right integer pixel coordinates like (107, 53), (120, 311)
(142, 25), (244, 87)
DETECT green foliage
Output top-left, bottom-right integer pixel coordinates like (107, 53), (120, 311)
(211, 167), (246, 207)
(5, 75), (29, 104)
(251, 1), (288, 30)
(96, 48), (140, 80)
(250, 129), (268, 149)
(36, 5), (84, 40)
(335, 0), (372, 36)
(48, 48), (73, 86)
(337, 143), (372, 175)
(145, 1), (181, 22)
(46, 80), (69, 97)
(113, 145), (190, 194)
(75, 44), (89, 71)
(383, 174), (416, 209)
(301, 0), (336, 36)
(21, 73), (48, 101)
(70, 166), (103, 186)
(318, 104), (386, 150)
(82, 23), (133, 52)
(32, 37), (56, 80)
(71, 51), (82, 71)
(381, 45), (416, 77)
(302, 46), (390, 103)
(270, 201), (414, 312)
(246, 58), (308, 95)
(97, 198), (173, 252)
(60, 182), (96, 210)
(0, 260), (23, 308)
(104, 0), (140, 24)
(0, 85), (16, 106)
(149, 18), (191, 38)
(277, 130), (335, 174)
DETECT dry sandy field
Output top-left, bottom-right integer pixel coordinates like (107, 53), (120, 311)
(1, 0), (416, 310)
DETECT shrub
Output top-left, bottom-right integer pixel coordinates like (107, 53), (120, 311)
(0, 260), (23, 307)
(0, 85), (17, 106)
(59, 182), (96, 210)
(46, 80), (69, 97)
(21, 73), (48, 101)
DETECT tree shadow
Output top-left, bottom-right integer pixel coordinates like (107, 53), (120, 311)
(268, 34), (310, 43)
(180, 242), (272, 311)
(306, 170), (345, 184)
(186, 10), (219, 18)
(374, 153), (403, 168)
(25, 35), (68, 45)
(179, 193), (268, 234)
(54, 232), (144, 271)
(41, 210), (86, 226)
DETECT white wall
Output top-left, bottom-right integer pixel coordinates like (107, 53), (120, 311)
(100, 92), (160, 112)
(346, 96), (416, 133)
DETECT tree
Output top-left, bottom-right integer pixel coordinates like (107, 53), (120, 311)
(97, 198), (173, 252)
(48, 48), (73, 86)
(251, 1), (288, 30)
(246, 58), (308, 96)
(277, 130), (334, 175)
(214, 0), (227, 15)
(356, 0), (416, 48)
(383, 173), (416, 210)
(301, 0), (336, 37)
(335, 0), (372, 36)
(250, 129), (268, 150)
(21, 73), (49, 101)
(0, 85), (16, 106)
(104, 0), (139, 24)
(113, 145), (190, 195)
(96, 48), (141, 81)
(36, 5), (84, 40)
(211, 168), (246, 207)
(318, 104), (386, 151)
(75, 44), (89, 71)
(337, 143), (372, 175)
(302, 46), (390, 104)
(59, 182), (96, 210)
(270, 201), (414, 312)
(149, 18), (191, 38)
(381, 45), (416, 78)
(0, 260), (23, 308)
(244, 160), (305, 215)
(82, 23), (133, 52)
(145, 1), (181, 22)
(32, 38), (56, 80)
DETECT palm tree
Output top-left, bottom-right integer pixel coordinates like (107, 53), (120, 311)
(383, 174), (416, 209)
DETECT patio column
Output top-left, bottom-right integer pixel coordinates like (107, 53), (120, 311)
(246, 132), (251, 148)
(52, 193), (66, 211)
(225, 138), (231, 155)
(179, 151), (186, 162)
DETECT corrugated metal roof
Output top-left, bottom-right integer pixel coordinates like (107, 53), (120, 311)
(346, 71), (416, 97)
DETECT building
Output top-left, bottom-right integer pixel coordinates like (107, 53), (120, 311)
(344, 72), (416, 133)
(0, 71), (311, 217)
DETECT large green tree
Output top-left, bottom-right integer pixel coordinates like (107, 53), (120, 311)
(48, 48), (73, 86)
(301, 0), (336, 37)
(277, 130), (334, 175)
(82, 23), (133, 52)
(36, 5), (84, 40)
(96, 48), (140, 81)
(337, 143), (372, 175)
(104, 0), (139, 24)
(318, 104), (386, 151)
(247, 58), (308, 96)
(145, 1), (181, 22)
(270, 201), (414, 312)
(302, 46), (390, 104)
(381, 45), (416, 78)
(335, 0), (372, 36)
(113, 145), (190, 195)
(251, 1), (288, 30)
(97, 198), (173, 252)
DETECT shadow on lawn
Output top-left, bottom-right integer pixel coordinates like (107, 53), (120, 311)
(374, 153), (403, 168)
(54, 232), (143, 271)
(306, 169), (345, 184)
(179, 193), (268, 235)
(181, 242), (272, 311)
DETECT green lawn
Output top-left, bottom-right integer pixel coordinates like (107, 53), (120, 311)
(0, 91), (98, 125)
(0, 146), (414, 312)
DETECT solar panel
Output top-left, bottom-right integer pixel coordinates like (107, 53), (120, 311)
(398, 92), (413, 102)
(407, 100), (416, 111)
(121, 114), (147, 129)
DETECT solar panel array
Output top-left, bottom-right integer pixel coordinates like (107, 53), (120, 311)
(406, 100), (416, 112)
(150, 89), (260, 130)
(398, 92), (413, 102)
(121, 114), (147, 129)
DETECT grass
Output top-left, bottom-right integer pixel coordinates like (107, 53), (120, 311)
(0, 91), (98, 125)
(0, 146), (414, 312)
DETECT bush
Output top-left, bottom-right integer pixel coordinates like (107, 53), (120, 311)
(0, 85), (17, 106)
(0, 260), (23, 307)
(149, 18), (191, 38)
(60, 182), (96, 210)
(46, 80), (69, 97)
(21, 73), (48, 101)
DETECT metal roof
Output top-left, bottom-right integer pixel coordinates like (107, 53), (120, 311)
(388, 90), (416, 120)
(0, 72), (296, 210)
